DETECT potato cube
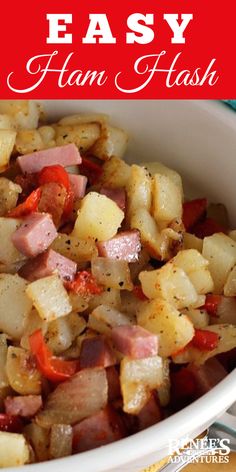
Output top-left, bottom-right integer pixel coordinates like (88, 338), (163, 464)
(0, 177), (21, 216)
(0, 129), (16, 173)
(139, 264), (198, 310)
(98, 156), (131, 188)
(6, 346), (41, 395)
(0, 217), (26, 265)
(130, 207), (163, 259)
(51, 233), (98, 263)
(91, 257), (133, 291)
(0, 432), (30, 467)
(182, 308), (209, 328)
(55, 123), (100, 153)
(91, 125), (128, 160)
(126, 165), (152, 219)
(137, 299), (194, 357)
(120, 381), (149, 414)
(152, 173), (182, 227)
(172, 249), (214, 294)
(224, 265), (236, 296)
(0, 334), (8, 388)
(0, 274), (32, 339)
(202, 233), (236, 293)
(141, 161), (183, 197)
(73, 192), (124, 241)
(26, 274), (72, 322)
(183, 232), (203, 252)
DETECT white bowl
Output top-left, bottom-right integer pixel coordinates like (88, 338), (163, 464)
(15, 100), (236, 472)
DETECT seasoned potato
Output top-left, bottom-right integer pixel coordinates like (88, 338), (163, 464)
(69, 293), (89, 312)
(141, 161), (183, 197)
(202, 233), (236, 293)
(98, 156), (131, 188)
(0, 274), (32, 339)
(172, 324), (236, 365)
(55, 123), (100, 153)
(45, 313), (86, 355)
(73, 192), (124, 241)
(0, 334), (8, 388)
(91, 125), (128, 160)
(91, 304), (132, 330)
(130, 208), (162, 259)
(91, 257), (133, 290)
(224, 265), (236, 296)
(51, 233), (98, 263)
(120, 381), (149, 415)
(228, 230), (236, 242)
(0, 217), (27, 265)
(0, 431), (30, 467)
(0, 177), (21, 216)
(6, 346), (41, 394)
(182, 308), (209, 328)
(157, 359), (170, 407)
(183, 232), (203, 252)
(38, 125), (56, 149)
(0, 100), (40, 129)
(58, 113), (108, 127)
(137, 299), (194, 357)
(139, 264), (198, 310)
(20, 309), (45, 350)
(88, 288), (121, 311)
(126, 165), (152, 219)
(0, 114), (16, 130)
(26, 274), (72, 322)
(0, 129), (16, 172)
(152, 173), (182, 228)
(172, 249), (214, 294)
(15, 129), (43, 154)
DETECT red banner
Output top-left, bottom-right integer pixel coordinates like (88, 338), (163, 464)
(0, 0), (234, 98)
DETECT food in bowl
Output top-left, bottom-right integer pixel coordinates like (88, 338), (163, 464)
(0, 100), (236, 467)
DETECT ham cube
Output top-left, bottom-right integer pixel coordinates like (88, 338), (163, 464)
(97, 230), (141, 263)
(12, 212), (58, 257)
(73, 407), (125, 453)
(111, 325), (158, 359)
(137, 394), (162, 431)
(17, 144), (81, 174)
(80, 336), (116, 369)
(4, 395), (42, 417)
(100, 187), (126, 211)
(19, 249), (77, 282)
(69, 174), (87, 199)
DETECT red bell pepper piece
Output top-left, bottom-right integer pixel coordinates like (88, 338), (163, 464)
(191, 329), (219, 351)
(133, 285), (148, 301)
(203, 294), (222, 317)
(192, 217), (226, 239)
(182, 198), (207, 231)
(0, 414), (23, 433)
(8, 188), (41, 218)
(38, 165), (70, 191)
(65, 270), (103, 296)
(79, 157), (103, 185)
(29, 329), (78, 383)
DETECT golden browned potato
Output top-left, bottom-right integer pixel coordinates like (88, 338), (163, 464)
(6, 346), (41, 395)
(202, 233), (236, 293)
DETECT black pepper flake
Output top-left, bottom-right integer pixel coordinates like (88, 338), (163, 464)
(65, 240), (71, 245)
(63, 134), (68, 139)
(119, 281), (124, 287)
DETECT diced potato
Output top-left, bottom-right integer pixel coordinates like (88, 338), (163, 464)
(0, 431), (30, 467)
(6, 346), (41, 394)
(87, 314), (111, 335)
(58, 113), (108, 127)
(15, 129), (43, 154)
(120, 290), (145, 317)
(141, 161), (183, 197)
(120, 381), (150, 415)
(224, 265), (236, 296)
(139, 264), (198, 310)
(137, 299), (194, 357)
(0, 217), (26, 265)
(126, 165), (152, 219)
(26, 274), (72, 322)
(55, 123), (100, 153)
(228, 230), (236, 242)
(0, 177), (21, 216)
(120, 356), (163, 414)
(183, 232), (203, 252)
(130, 208), (162, 259)
(202, 233), (236, 293)
(0, 334), (8, 388)
(214, 296), (236, 324)
(0, 274), (32, 339)
(91, 125), (128, 160)
(172, 324), (236, 365)
(0, 100), (29, 116)
(0, 129), (16, 172)
(0, 114), (16, 130)
(38, 125), (56, 149)
(91, 304), (133, 330)
(51, 233), (98, 263)
(91, 257), (133, 291)
(152, 173), (182, 227)
(0, 100), (40, 129)
(88, 288), (121, 311)
(45, 313), (86, 355)
(129, 248), (150, 281)
(157, 359), (170, 407)
(24, 423), (50, 462)
(69, 293), (89, 312)
(73, 192), (124, 241)
(20, 309), (45, 350)
(182, 308), (209, 328)
(172, 249), (214, 294)
(98, 156), (131, 188)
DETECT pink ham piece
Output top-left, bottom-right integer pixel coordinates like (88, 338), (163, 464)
(4, 395), (42, 417)
(97, 230), (141, 263)
(80, 336), (116, 369)
(73, 407), (125, 453)
(19, 249), (77, 282)
(12, 212), (58, 257)
(17, 144), (81, 174)
(111, 325), (158, 359)
(187, 358), (227, 397)
(137, 394), (162, 431)
(100, 187), (126, 211)
(69, 174), (87, 199)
